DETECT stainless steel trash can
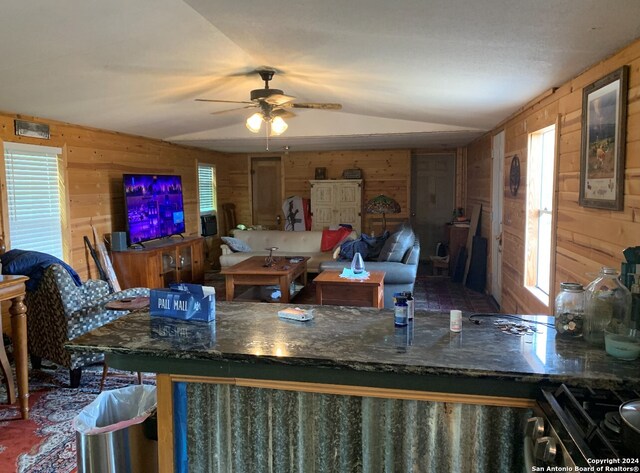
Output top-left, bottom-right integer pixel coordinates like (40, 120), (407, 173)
(74, 385), (157, 473)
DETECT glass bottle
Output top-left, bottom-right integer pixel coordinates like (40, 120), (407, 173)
(583, 267), (631, 347)
(554, 283), (584, 338)
(604, 272), (639, 360)
(394, 294), (408, 326)
(351, 252), (365, 274)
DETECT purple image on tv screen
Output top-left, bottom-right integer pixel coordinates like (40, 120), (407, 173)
(123, 174), (185, 244)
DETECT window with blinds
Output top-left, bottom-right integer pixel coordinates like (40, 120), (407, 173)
(198, 164), (217, 215)
(3, 142), (64, 259)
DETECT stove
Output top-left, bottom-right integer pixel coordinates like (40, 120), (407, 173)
(524, 384), (640, 469)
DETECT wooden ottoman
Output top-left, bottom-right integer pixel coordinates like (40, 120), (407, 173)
(314, 270), (385, 308)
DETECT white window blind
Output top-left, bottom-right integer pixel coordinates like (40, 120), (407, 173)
(4, 142), (64, 259)
(198, 164), (216, 214)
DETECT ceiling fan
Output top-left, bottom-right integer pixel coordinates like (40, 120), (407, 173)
(196, 69), (342, 136)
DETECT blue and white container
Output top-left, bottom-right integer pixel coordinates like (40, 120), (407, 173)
(394, 293), (408, 326)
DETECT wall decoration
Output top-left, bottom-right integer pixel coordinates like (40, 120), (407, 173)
(14, 119), (50, 139)
(509, 155), (520, 196)
(579, 66), (628, 210)
(314, 167), (327, 180)
(342, 168), (363, 179)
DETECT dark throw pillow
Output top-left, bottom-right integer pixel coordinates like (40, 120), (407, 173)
(377, 225), (414, 262)
(221, 236), (252, 253)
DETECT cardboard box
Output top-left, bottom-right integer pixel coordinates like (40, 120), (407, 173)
(149, 283), (215, 322)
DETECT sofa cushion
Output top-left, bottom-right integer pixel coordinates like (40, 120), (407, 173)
(402, 241), (419, 264)
(221, 236), (252, 252)
(231, 230), (323, 253)
(377, 225), (414, 262)
(220, 250), (334, 273)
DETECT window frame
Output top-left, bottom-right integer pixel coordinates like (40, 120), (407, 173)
(1, 141), (69, 260)
(524, 122), (559, 307)
(197, 162), (217, 216)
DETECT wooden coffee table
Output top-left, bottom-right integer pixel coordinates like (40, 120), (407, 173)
(221, 256), (309, 303)
(314, 270), (385, 308)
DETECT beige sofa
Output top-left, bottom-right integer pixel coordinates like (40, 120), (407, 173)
(219, 230), (352, 273)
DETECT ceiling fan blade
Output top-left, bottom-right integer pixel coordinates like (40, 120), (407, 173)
(210, 105), (258, 115)
(291, 103), (342, 110)
(272, 108), (297, 119)
(263, 93), (296, 106)
(195, 98), (255, 104)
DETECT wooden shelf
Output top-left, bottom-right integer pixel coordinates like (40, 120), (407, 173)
(112, 237), (204, 289)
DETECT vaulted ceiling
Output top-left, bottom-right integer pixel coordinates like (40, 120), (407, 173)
(1, 1), (640, 153)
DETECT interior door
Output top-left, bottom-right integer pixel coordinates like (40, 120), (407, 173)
(411, 154), (455, 260)
(251, 157), (282, 229)
(491, 131), (505, 306)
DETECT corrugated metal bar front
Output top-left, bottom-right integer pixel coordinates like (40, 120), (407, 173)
(186, 383), (529, 472)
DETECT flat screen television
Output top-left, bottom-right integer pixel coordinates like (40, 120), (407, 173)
(123, 174), (185, 245)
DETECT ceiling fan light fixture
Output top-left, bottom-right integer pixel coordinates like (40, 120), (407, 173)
(270, 116), (288, 136)
(246, 112), (263, 133)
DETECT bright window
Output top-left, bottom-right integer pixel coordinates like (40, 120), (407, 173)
(3, 142), (64, 259)
(525, 125), (556, 305)
(197, 163), (216, 215)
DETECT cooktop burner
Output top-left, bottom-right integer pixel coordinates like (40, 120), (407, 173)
(601, 412), (622, 435)
(538, 384), (640, 466)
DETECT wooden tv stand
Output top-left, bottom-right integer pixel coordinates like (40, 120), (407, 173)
(111, 237), (204, 289)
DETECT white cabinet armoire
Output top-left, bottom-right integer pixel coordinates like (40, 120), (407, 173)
(310, 179), (362, 233)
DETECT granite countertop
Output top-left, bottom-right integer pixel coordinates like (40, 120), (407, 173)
(67, 302), (640, 393)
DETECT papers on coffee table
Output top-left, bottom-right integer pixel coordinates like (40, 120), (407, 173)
(339, 268), (370, 280)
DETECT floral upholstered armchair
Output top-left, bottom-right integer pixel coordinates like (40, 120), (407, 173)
(26, 264), (149, 388)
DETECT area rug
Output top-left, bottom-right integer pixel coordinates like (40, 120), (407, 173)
(414, 275), (500, 313)
(0, 365), (153, 473)
(205, 270), (499, 313)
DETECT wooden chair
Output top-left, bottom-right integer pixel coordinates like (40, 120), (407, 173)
(429, 255), (450, 276)
(100, 363), (142, 392)
(20, 262), (148, 388)
(221, 203), (237, 235)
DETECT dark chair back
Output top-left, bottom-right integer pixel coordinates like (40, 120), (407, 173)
(222, 203), (237, 235)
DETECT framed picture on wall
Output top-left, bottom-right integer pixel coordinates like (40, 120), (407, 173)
(314, 167), (327, 179)
(579, 65), (628, 210)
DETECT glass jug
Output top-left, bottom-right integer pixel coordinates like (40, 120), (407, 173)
(583, 267), (631, 347)
(554, 282), (584, 338)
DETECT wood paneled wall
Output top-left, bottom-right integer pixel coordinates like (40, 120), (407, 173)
(282, 149), (412, 235)
(0, 114), (451, 336)
(0, 111), (226, 283)
(466, 37), (640, 315)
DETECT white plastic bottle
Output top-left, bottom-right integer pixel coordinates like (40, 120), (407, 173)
(450, 309), (462, 332)
(405, 292), (414, 321)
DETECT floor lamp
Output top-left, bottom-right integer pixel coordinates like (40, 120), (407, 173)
(365, 194), (401, 234)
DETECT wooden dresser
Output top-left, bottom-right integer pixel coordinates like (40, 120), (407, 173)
(310, 179), (362, 233)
